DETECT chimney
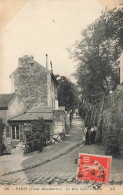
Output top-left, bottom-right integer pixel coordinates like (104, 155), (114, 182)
(46, 54), (48, 69)
(50, 61), (53, 73)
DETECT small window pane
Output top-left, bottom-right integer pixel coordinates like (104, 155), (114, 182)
(30, 63), (34, 68)
(16, 129), (19, 139)
(6, 126), (10, 137)
(12, 128), (15, 139)
(16, 126), (19, 130)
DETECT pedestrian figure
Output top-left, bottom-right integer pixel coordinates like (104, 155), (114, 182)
(90, 125), (97, 144)
(83, 127), (87, 142)
(69, 111), (73, 128)
(84, 126), (90, 145)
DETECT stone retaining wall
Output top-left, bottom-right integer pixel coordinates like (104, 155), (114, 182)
(83, 84), (123, 157)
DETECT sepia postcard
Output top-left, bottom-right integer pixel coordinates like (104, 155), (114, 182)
(0, 0), (123, 194)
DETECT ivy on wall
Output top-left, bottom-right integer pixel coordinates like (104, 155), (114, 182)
(79, 85), (123, 157)
(13, 62), (48, 109)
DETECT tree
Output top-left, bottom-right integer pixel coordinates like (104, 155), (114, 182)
(56, 75), (79, 111)
(70, 8), (123, 104)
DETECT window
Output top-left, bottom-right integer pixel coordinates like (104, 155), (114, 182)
(6, 126), (10, 137)
(11, 126), (24, 140)
(16, 126), (19, 139)
(12, 127), (16, 139)
(30, 63), (34, 68)
(12, 126), (19, 140)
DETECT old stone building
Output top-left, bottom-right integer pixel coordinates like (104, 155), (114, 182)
(0, 55), (59, 152)
(8, 106), (54, 148)
(10, 55), (58, 109)
(0, 55), (71, 154)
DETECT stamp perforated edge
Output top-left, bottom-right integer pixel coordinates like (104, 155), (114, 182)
(76, 153), (112, 184)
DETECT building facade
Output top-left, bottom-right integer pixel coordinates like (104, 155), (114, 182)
(0, 55), (71, 153)
(0, 55), (58, 152)
(0, 93), (26, 152)
(10, 55), (58, 109)
(8, 106), (54, 149)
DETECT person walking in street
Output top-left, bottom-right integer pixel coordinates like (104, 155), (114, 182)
(90, 125), (97, 144)
(84, 126), (90, 145)
(69, 110), (73, 128)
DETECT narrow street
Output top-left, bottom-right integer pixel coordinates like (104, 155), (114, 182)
(0, 115), (123, 185)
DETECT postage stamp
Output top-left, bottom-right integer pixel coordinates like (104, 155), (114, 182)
(77, 153), (112, 183)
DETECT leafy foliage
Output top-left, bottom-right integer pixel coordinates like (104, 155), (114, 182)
(14, 63), (47, 109)
(55, 75), (79, 110)
(25, 118), (49, 153)
(70, 8), (123, 104)
(104, 127), (121, 157)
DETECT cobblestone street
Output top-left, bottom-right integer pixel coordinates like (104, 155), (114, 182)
(0, 115), (123, 186)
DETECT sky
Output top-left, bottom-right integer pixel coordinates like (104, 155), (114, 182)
(1, 0), (104, 93)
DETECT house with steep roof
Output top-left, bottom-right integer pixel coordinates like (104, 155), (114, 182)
(7, 106), (69, 147)
(0, 93), (15, 123)
(0, 93), (26, 152)
(9, 55), (58, 109)
(0, 93), (26, 123)
(0, 55), (70, 152)
(0, 55), (59, 151)
(8, 106), (54, 148)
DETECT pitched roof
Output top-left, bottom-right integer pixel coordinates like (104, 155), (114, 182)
(27, 106), (53, 113)
(8, 106), (53, 121)
(0, 93), (15, 109)
(10, 60), (49, 77)
(34, 60), (49, 73)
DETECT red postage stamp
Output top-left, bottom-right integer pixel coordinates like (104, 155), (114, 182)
(77, 153), (112, 183)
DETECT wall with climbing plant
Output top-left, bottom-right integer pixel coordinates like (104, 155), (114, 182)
(10, 56), (49, 109)
(80, 84), (123, 157)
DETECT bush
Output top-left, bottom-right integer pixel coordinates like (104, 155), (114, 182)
(25, 138), (43, 153)
(0, 144), (6, 155)
(24, 118), (49, 154)
(104, 128), (121, 157)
